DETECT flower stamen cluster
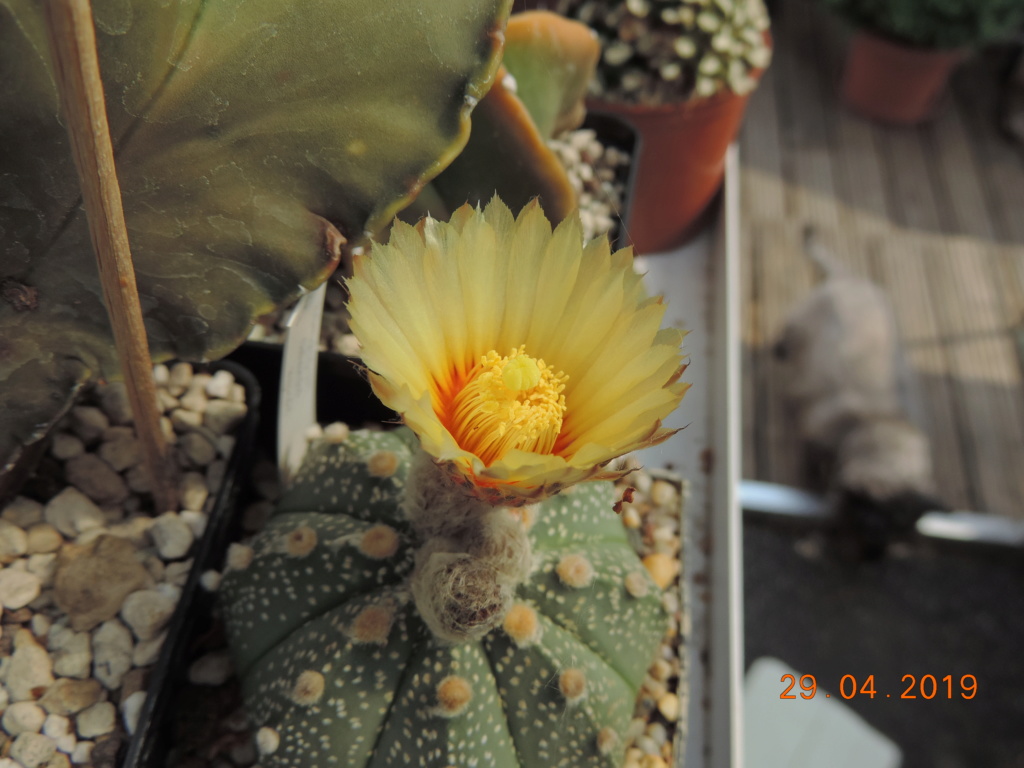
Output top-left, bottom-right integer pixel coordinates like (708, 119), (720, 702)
(448, 346), (568, 466)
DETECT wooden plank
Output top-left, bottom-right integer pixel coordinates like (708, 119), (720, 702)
(927, 237), (1024, 517)
(752, 220), (815, 487)
(871, 231), (974, 512)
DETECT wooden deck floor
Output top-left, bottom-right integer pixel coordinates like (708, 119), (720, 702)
(738, 0), (1024, 517)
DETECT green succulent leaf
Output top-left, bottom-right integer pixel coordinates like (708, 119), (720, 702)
(221, 430), (672, 768)
(396, 11), (598, 227)
(501, 11), (601, 139)
(0, 0), (511, 483)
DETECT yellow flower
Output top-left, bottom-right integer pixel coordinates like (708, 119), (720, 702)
(346, 198), (688, 505)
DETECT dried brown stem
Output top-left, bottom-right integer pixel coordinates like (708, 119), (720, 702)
(44, 0), (177, 512)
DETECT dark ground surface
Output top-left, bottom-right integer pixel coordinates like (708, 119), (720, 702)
(744, 520), (1024, 768)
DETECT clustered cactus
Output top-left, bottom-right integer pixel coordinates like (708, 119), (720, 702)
(221, 427), (670, 767)
(554, 0), (772, 103)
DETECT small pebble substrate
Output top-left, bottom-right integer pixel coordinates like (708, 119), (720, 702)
(0, 364), (247, 768)
(167, 431), (686, 768)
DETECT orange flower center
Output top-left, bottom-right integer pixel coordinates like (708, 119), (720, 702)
(447, 346), (567, 466)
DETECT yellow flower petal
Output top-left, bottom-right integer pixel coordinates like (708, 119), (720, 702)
(347, 198), (687, 504)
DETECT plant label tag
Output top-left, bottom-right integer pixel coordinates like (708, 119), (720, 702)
(277, 282), (327, 485)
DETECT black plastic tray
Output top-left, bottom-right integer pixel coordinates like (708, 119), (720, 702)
(122, 359), (261, 768)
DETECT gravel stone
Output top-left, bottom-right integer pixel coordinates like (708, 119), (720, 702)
(187, 651), (233, 686)
(179, 384), (208, 414)
(3, 497), (43, 528)
(68, 407), (108, 444)
(124, 464), (152, 494)
(91, 620), (133, 690)
(0, 518), (28, 562)
(43, 713), (76, 754)
(162, 560), (193, 588)
(120, 589), (176, 641)
(179, 472), (209, 512)
(96, 382), (133, 426)
(48, 626), (92, 679)
(70, 741), (93, 765)
(180, 511), (207, 540)
(38, 678), (103, 717)
(204, 400), (247, 436)
(50, 434), (85, 461)
(53, 535), (151, 632)
(206, 459), (227, 494)
(9, 732), (57, 768)
(0, 569), (41, 610)
(29, 613), (51, 638)
(205, 370), (235, 399)
(75, 701), (116, 739)
(4, 629), (54, 701)
(43, 488), (105, 539)
(2, 701), (46, 735)
(25, 524), (62, 555)
(63, 454), (129, 506)
(169, 408), (203, 433)
(132, 632), (165, 667)
(177, 432), (217, 467)
(26, 554), (58, 588)
(97, 435), (142, 473)
(120, 691), (146, 736)
(150, 513), (194, 561)
(167, 362), (193, 397)
(104, 516), (153, 548)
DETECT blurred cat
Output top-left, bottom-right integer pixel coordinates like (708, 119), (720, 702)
(773, 227), (945, 558)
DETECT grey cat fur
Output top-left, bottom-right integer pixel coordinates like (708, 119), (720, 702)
(774, 227), (943, 552)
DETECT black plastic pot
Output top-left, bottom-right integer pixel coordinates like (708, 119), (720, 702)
(122, 360), (260, 768)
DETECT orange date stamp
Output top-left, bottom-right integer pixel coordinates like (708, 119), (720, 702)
(780, 673), (978, 700)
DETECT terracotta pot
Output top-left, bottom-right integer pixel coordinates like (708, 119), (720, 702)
(841, 30), (966, 126)
(589, 88), (754, 253)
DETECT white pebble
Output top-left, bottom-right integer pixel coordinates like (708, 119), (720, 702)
(205, 370), (236, 399)
(150, 512), (194, 561)
(91, 619), (133, 690)
(10, 732), (56, 768)
(121, 589), (177, 641)
(43, 714), (76, 753)
(120, 691), (147, 736)
(70, 741), (93, 765)
(50, 433), (85, 461)
(163, 560), (193, 588)
(0, 569), (41, 610)
(30, 613), (51, 638)
(187, 651), (233, 686)
(2, 497), (43, 528)
(132, 632), (166, 667)
(6, 629), (54, 701)
(44, 488), (105, 539)
(2, 701), (46, 735)
(48, 626), (92, 680)
(0, 519), (28, 562)
(180, 510), (207, 540)
(179, 472), (209, 511)
(204, 400), (247, 435)
(75, 701), (116, 739)
(199, 570), (222, 592)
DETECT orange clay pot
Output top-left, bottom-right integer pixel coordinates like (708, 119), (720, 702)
(588, 88), (754, 254)
(841, 30), (966, 126)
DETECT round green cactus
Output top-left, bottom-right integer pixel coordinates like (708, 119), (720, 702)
(221, 428), (668, 767)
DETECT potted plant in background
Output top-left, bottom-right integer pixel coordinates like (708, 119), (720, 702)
(551, 0), (772, 253)
(818, 0), (1024, 125)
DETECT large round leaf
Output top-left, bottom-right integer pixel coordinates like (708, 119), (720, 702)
(0, 0), (510, 485)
